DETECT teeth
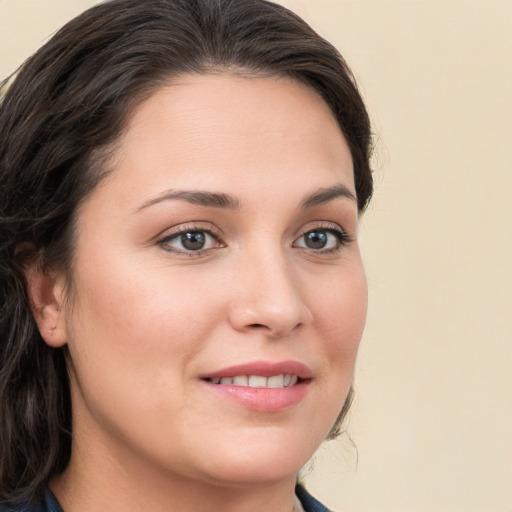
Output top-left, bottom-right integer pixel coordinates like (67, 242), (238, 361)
(208, 374), (299, 388)
(248, 375), (267, 388)
(267, 375), (284, 388)
(233, 375), (248, 386)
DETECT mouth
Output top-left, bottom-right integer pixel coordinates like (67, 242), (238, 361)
(204, 374), (300, 388)
(199, 361), (312, 412)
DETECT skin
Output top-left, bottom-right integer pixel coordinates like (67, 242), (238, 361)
(30, 74), (367, 512)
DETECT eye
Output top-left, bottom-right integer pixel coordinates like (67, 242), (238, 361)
(158, 228), (221, 254)
(294, 227), (348, 252)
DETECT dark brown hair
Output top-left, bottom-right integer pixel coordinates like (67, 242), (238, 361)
(0, 0), (373, 505)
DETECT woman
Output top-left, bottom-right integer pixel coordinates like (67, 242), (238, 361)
(0, 0), (373, 510)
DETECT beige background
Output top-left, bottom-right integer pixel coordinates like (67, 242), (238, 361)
(1, 1), (511, 511)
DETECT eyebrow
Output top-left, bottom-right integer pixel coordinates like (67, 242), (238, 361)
(135, 189), (241, 212)
(135, 183), (355, 213)
(300, 184), (356, 209)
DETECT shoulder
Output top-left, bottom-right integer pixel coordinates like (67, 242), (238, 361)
(296, 484), (334, 512)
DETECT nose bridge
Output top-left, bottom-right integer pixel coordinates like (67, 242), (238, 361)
(228, 244), (312, 336)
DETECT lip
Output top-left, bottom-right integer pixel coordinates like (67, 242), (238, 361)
(200, 360), (313, 380)
(199, 360), (312, 412)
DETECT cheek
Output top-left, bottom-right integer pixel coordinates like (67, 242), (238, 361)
(72, 245), (220, 327)
(64, 250), (228, 397)
(62, 252), (233, 453)
(311, 264), (367, 374)
(317, 264), (367, 335)
(295, 264), (366, 442)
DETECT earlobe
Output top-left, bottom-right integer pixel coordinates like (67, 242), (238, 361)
(22, 259), (68, 348)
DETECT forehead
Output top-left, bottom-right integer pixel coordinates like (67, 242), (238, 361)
(98, 73), (354, 208)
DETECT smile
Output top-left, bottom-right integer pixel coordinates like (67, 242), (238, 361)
(205, 374), (299, 388)
(200, 361), (312, 412)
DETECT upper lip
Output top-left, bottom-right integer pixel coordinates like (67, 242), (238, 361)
(200, 360), (313, 380)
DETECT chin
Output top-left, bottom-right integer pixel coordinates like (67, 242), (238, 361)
(190, 427), (319, 488)
(199, 459), (301, 489)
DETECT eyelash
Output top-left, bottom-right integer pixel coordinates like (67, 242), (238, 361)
(157, 223), (224, 257)
(157, 222), (351, 257)
(293, 222), (351, 255)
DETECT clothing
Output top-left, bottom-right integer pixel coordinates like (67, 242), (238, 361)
(295, 484), (332, 512)
(0, 491), (61, 512)
(1, 485), (331, 512)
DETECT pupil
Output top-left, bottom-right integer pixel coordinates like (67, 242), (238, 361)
(305, 231), (327, 249)
(181, 231), (206, 250)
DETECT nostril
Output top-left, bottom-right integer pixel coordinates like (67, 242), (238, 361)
(228, 299), (312, 337)
(247, 322), (304, 338)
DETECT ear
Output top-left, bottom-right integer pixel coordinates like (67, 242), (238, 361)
(23, 258), (68, 348)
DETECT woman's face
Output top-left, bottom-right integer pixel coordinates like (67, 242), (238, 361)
(59, 74), (367, 488)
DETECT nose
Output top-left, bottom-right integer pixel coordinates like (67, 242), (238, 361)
(228, 253), (313, 338)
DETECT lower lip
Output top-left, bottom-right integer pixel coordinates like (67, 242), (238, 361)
(201, 380), (310, 412)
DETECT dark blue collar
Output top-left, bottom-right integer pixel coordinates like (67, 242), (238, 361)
(43, 491), (63, 512)
(296, 484), (332, 512)
(2, 486), (330, 512)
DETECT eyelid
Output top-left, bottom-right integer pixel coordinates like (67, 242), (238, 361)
(156, 221), (222, 239)
(296, 221), (350, 239)
(293, 221), (352, 251)
(156, 222), (225, 255)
